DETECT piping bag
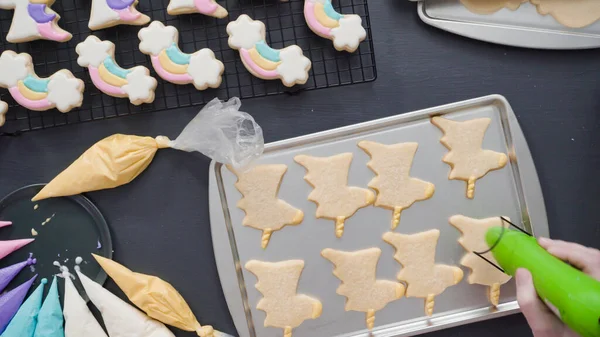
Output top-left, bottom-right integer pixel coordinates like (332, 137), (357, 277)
(32, 97), (263, 201)
(485, 226), (600, 337)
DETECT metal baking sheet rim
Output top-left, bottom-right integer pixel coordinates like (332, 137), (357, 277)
(417, 2), (600, 50)
(209, 94), (549, 337)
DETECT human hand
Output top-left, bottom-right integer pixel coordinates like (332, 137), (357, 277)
(516, 238), (600, 337)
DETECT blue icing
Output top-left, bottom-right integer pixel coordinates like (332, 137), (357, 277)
(255, 40), (280, 62)
(103, 57), (130, 79)
(23, 75), (49, 93)
(1, 278), (47, 337)
(166, 43), (191, 65)
(324, 0), (343, 21)
(33, 277), (63, 337)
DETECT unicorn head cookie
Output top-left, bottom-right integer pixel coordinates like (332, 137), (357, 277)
(0, 0), (71, 43)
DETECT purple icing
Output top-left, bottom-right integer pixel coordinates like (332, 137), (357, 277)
(0, 274), (37, 333)
(106, 0), (135, 10)
(0, 255), (36, 293)
(27, 4), (56, 24)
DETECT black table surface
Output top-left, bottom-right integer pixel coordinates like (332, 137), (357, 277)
(1, 1), (599, 336)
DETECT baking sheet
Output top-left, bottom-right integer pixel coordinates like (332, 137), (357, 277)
(209, 95), (549, 337)
(418, 1), (600, 49)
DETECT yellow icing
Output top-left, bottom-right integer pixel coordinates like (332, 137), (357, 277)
(248, 48), (280, 71)
(315, 3), (340, 28)
(17, 81), (47, 100)
(98, 63), (128, 87)
(158, 50), (188, 75)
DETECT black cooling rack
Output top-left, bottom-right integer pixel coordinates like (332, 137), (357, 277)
(0, 0), (376, 132)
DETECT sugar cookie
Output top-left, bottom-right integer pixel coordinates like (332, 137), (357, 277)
(245, 260), (322, 337)
(0, 101), (7, 127)
(358, 141), (435, 229)
(0, 0), (71, 43)
(321, 248), (404, 330)
(304, 0), (366, 52)
(294, 153), (374, 238)
(227, 15), (312, 87)
(383, 230), (463, 316)
(167, 0), (227, 18)
(0, 51), (84, 113)
(89, 0), (150, 30)
(138, 21), (224, 91)
(228, 164), (304, 249)
(449, 215), (511, 306)
(76, 36), (157, 105)
(460, 0), (526, 14)
(431, 117), (507, 199)
(530, 0), (600, 28)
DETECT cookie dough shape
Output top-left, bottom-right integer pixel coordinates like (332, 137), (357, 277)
(229, 164), (304, 249)
(450, 215), (511, 306)
(358, 141), (435, 229)
(245, 260), (322, 337)
(383, 229), (463, 316)
(530, 0), (600, 28)
(0, 101), (7, 127)
(0, 51), (84, 113)
(460, 0), (526, 14)
(304, 0), (366, 52)
(321, 248), (404, 330)
(139, 21), (224, 90)
(76, 36), (158, 105)
(88, 0), (149, 30)
(0, 0), (71, 43)
(431, 117), (507, 199)
(294, 153), (375, 238)
(167, 0), (227, 18)
(227, 15), (312, 87)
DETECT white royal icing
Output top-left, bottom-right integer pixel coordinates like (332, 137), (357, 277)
(47, 71), (84, 112)
(166, 0), (194, 12)
(122, 67), (157, 104)
(138, 21), (177, 56)
(0, 51), (30, 87)
(331, 15), (366, 52)
(276, 45), (311, 87)
(226, 14), (265, 50)
(187, 48), (224, 89)
(77, 270), (175, 337)
(0, 100), (7, 127)
(76, 35), (114, 68)
(63, 276), (108, 337)
(89, 0), (120, 30)
(0, 1), (40, 42)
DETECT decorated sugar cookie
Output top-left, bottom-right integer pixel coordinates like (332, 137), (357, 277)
(227, 15), (312, 87)
(167, 0), (226, 18)
(229, 164), (304, 249)
(358, 141), (435, 229)
(322, 248), (404, 330)
(0, 101), (7, 127)
(295, 153), (374, 238)
(383, 230), (463, 316)
(431, 117), (507, 199)
(304, 0), (366, 52)
(530, 0), (600, 28)
(89, 0), (150, 30)
(76, 36), (157, 105)
(0, 0), (71, 43)
(138, 21), (224, 91)
(460, 0), (526, 14)
(245, 260), (322, 337)
(0, 51), (84, 113)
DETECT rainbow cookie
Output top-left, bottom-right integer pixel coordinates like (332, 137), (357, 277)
(227, 15), (312, 88)
(0, 0), (71, 43)
(76, 36), (157, 105)
(167, 0), (227, 18)
(0, 101), (7, 127)
(304, 0), (366, 52)
(0, 51), (84, 113)
(138, 21), (224, 90)
(89, 0), (150, 30)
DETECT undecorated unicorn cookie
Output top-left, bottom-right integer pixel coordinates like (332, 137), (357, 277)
(304, 0), (366, 52)
(167, 0), (227, 18)
(227, 15), (312, 87)
(138, 21), (224, 90)
(530, 0), (600, 28)
(89, 0), (150, 30)
(0, 0), (71, 43)
(0, 51), (84, 113)
(460, 0), (526, 14)
(76, 36), (157, 105)
(0, 101), (7, 127)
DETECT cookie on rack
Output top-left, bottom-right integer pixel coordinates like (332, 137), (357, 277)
(295, 153), (374, 238)
(530, 0), (600, 28)
(431, 116), (507, 199)
(88, 0), (150, 30)
(0, 51), (84, 113)
(0, 0), (71, 43)
(227, 15), (312, 87)
(0, 101), (7, 127)
(460, 0), (526, 14)
(76, 36), (157, 105)
(358, 141), (435, 229)
(303, 0), (366, 52)
(138, 21), (224, 91)
(167, 0), (227, 18)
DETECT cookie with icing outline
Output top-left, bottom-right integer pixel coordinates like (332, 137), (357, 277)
(304, 0), (366, 52)
(460, 0), (526, 14)
(0, 0), (71, 43)
(167, 0), (227, 18)
(88, 0), (150, 30)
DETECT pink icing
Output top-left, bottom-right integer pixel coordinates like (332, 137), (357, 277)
(116, 7), (141, 21)
(240, 49), (278, 78)
(8, 87), (52, 111)
(304, 1), (332, 37)
(151, 56), (193, 83)
(89, 66), (127, 96)
(194, 0), (217, 14)
(37, 22), (71, 41)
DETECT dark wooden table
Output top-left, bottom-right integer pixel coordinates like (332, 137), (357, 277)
(1, 1), (599, 336)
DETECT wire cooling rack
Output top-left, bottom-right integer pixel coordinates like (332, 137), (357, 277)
(0, 0), (376, 133)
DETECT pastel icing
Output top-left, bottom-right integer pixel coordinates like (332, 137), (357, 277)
(18, 81), (48, 100)
(324, 0), (342, 20)
(33, 277), (64, 337)
(0, 238), (35, 260)
(165, 44), (190, 65)
(248, 48), (279, 71)
(166, 0), (228, 19)
(240, 49), (278, 78)
(88, 0), (149, 30)
(104, 57), (130, 78)
(0, 221), (11, 228)
(304, 0), (366, 52)
(150, 56), (193, 83)
(0, 275), (37, 333)
(23, 75), (49, 92)
(0, 0), (71, 43)
(89, 66), (127, 96)
(158, 51), (188, 74)
(98, 63), (128, 86)
(1, 278), (46, 337)
(255, 41), (280, 62)
(106, 0), (135, 10)
(9, 87), (52, 110)
(63, 276), (107, 337)
(27, 4), (56, 23)
(314, 2), (339, 28)
(0, 256), (36, 293)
